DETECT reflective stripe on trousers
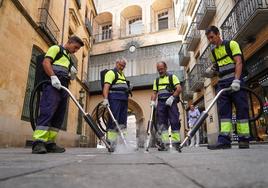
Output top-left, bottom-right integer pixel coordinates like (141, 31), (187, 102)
(217, 78), (250, 139)
(33, 128), (59, 142)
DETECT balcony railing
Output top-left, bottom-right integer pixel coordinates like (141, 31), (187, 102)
(178, 43), (190, 66)
(189, 63), (205, 92)
(93, 31), (112, 43)
(221, 0), (268, 44)
(185, 22), (201, 51)
(199, 44), (213, 77)
(196, 0), (216, 30)
(37, 8), (60, 44)
(182, 79), (194, 101)
(85, 17), (93, 36)
(88, 41), (181, 80)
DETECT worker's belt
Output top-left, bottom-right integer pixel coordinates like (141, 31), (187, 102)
(109, 90), (128, 94)
(218, 66), (235, 78)
(110, 83), (128, 90)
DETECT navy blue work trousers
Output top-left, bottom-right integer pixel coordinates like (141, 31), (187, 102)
(36, 77), (69, 129)
(107, 99), (128, 130)
(216, 78), (250, 143)
(157, 99), (180, 131)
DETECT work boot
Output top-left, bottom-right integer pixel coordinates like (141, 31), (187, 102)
(238, 141), (249, 149)
(46, 143), (65, 153)
(158, 143), (168, 151)
(172, 143), (181, 152)
(207, 143), (231, 150)
(32, 141), (47, 154)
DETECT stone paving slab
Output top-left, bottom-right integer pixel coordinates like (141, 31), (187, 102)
(153, 145), (268, 188)
(0, 145), (268, 188)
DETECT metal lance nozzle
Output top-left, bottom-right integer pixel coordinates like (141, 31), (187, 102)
(145, 105), (155, 151)
(60, 86), (111, 150)
(106, 106), (128, 146)
(179, 87), (232, 151)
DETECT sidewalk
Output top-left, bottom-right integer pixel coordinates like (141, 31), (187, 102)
(1, 145), (268, 188)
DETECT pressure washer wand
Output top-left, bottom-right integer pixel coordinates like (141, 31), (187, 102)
(179, 87), (232, 150)
(60, 86), (111, 150)
(145, 105), (155, 151)
(106, 106), (128, 146)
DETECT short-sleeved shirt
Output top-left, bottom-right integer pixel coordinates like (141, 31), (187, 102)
(210, 40), (242, 80)
(211, 40), (241, 67)
(45, 45), (71, 71)
(153, 74), (180, 99)
(104, 69), (128, 100)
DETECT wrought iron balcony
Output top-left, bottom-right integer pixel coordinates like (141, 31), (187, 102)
(189, 63), (205, 92)
(37, 8), (60, 44)
(182, 79), (194, 101)
(199, 44), (213, 77)
(221, 0), (268, 45)
(85, 17), (93, 36)
(196, 0), (216, 30)
(185, 22), (201, 51)
(178, 43), (190, 66)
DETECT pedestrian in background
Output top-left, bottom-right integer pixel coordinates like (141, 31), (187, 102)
(188, 104), (200, 147)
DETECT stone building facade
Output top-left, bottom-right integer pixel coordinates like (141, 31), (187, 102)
(0, 0), (97, 147)
(176, 0), (268, 144)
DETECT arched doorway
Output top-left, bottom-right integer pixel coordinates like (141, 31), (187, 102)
(92, 98), (145, 148)
(128, 98), (145, 148)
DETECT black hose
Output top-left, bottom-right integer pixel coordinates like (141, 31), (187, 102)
(30, 81), (108, 133)
(241, 86), (263, 122)
(29, 80), (51, 131)
(95, 102), (108, 132)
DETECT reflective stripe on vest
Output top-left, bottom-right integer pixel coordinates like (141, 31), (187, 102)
(52, 64), (69, 73)
(110, 72), (128, 91)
